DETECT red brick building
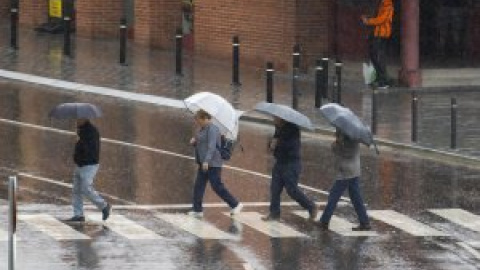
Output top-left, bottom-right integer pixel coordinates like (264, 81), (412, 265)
(1, 0), (479, 87)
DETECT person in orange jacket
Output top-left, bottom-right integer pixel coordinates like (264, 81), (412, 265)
(362, 0), (394, 89)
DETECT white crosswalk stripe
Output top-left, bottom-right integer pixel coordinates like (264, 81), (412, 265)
(226, 212), (308, 238)
(429, 208), (480, 233)
(155, 213), (236, 240)
(292, 210), (378, 237)
(19, 214), (90, 240)
(368, 210), (448, 237)
(87, 213), (163, 240)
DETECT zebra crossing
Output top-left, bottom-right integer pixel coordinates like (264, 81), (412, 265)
(1, 206), (480, 243)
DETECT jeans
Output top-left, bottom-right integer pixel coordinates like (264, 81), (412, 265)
(193, 167), (239, 212)
(369, 37), (388, 85)
(269, 161), (314, 217)
(319, 177), (369, 225)
(72, 164), (107, 217)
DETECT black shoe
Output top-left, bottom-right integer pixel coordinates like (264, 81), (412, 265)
(261, 214), (280, 221)
(102, 204), (112, 221)
(64, 216), (85, 223)
(318, 221), (329, 231)
(352, 224), (371, 231)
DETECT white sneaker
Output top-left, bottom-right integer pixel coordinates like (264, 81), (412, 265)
(187, 211), (203, 218)
(230, 203), (243, 216)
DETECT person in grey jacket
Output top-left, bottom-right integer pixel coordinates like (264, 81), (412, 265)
(318, 129), (371, 231)
(188, 110), (243, 217)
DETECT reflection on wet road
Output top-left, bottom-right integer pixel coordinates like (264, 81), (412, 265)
(0, 79), (479, 269)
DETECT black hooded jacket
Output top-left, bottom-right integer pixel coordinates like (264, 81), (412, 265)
(74, 121), (100, 167)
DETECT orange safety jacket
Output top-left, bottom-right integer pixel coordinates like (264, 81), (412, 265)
(366, 0), (394, 38)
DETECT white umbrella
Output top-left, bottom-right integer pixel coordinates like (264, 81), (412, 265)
(254, 102), (314, 130)
(184, 92), (241, 140)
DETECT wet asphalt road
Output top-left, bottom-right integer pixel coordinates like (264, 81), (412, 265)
(0, 79), (479, 269)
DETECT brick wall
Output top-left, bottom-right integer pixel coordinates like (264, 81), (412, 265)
(194, 0), (331, 71)
(0, 0), (9, 18)
(76, 0), (122, 38)
(19, 0), (48, 27)
(134, 0), (182, 49)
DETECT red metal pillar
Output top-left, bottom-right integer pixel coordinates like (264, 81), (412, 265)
(399, 0), (421, 87)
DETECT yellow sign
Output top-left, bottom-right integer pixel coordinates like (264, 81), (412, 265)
(49, 0), (62, 18)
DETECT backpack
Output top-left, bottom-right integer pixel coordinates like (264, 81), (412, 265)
(217, 135), (235, 161)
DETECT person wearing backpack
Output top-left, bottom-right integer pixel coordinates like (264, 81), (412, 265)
(187, 110), (243, 218)
(262, 117), (318, 221)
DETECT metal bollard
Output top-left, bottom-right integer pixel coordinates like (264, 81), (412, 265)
(10, 0), (19, 49)
(335, 61), (343, 104)
(321, 57), (329, 99)
(63, 0), (72, 57)
(175, 28), (183, 76)
(371, 89), (378, 135)
(266, 62), (274, 103)
(411, 91), (418, 142)
(451, 98), (457, 149)
(8, 175), (17, 270)
(292, 44), (300, 109)
(119, 18), (127, 65)
(232, 36), (240, 85)
(314, 59), (323, 108)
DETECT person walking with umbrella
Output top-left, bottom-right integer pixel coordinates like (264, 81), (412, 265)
(49, 103), (111, 222)
(187, 109), (243, 217)
(254, 102), (318, 221)
(318, 103), (375, 231)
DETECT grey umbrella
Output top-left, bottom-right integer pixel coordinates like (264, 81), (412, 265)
(254, 102), (314, 130)
(319, 103), (379, 153)
(49, 103), (102, 119)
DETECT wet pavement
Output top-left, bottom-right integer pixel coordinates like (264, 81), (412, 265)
(0, 20), (479, 269)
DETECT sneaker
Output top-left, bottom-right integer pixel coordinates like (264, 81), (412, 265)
(261, 214), (280, 221)
(308, 206), (319, 221)
(352, 224), (372, 231)
(318, 221), (329, 231)
(102, 203), (112, 221)
(64, 216), (85, 223)
(187, 211), (204, 218)
(230, 203), (244, 216)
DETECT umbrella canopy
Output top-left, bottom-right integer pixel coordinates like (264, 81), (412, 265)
(184, 92), (241, 140)
(319, 103), (378, 151)
(49, 103), (102, 119)
(254, 102), (314, 130)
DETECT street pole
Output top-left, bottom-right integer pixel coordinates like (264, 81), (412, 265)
(411, 91), (418, 142)
(292, 44), (300, 109)
(119, 18), (127, 65)
(266, 62), (274, 103)
(315, 60), (323, 108)
(8, 175), (17, 270)
(335, 61), (343, 104)
(451, 98), (457, 149)
(232, 36), (240, 86)
(10, 0), (19, 49)
(63, 0), (72, 57)
(175, 28), (183, 76)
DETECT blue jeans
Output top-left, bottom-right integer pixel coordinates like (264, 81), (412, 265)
(72, 165), (107, 217)
(193, 167), (239, 212)
(319, 177), (369, 225)
(269, 161), (314, 217)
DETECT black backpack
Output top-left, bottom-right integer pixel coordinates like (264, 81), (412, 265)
(217, 135), (236, 161)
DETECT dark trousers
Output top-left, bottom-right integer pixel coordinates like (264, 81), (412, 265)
(369, 37), (389, 85)
(319, 177), (370, 225)
(269, 161), (314, 217)
(193, 166), (238, 212)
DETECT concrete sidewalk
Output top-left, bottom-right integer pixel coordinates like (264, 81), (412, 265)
(0, 21), (479, 158)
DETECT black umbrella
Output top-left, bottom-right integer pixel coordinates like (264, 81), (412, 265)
(49, 103), (102, 119)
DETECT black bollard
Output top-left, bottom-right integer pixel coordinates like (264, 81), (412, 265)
(232, 36), (240, 85)
(63, 0), (72, 57)
(335, 61), (343, 104)
(266, 62), (274, 103)
(411, 91), (418, 142)
(321, 57), (329, 99)
(372, 89), (378, 135)
(119, 18), (127, 65)
(175, 29), (183, 75)
(292, 44), (300, 109)
(315, 59), (323, 108)
(451, 98), (457, 149)
(10, 0), (19, 49)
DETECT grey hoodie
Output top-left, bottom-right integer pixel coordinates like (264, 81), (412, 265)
(194, 123), (223, 167)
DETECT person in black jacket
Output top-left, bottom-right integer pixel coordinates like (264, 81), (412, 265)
(262, 117), (317, 221)
(66, 119), (111, 222)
